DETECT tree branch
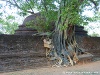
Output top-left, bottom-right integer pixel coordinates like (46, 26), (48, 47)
(7, 0), (34, 14)
(89, 0), (98, 10)
(79, 0), (98, 10)
(26, 0), (34, 13)
(41, 0), (48, 12)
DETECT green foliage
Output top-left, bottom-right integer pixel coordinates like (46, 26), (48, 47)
(26, 16), (52, 32)
(91, 32), (99, 37)
(0, 15), (18, 34)
(0, 32), (2, 34)
(17, 12), (27, 16)
(0, 4), (3, 16)
(92, 11), (100, 22)
(6, 15), (15, 20)
(2, 0), (100, 32)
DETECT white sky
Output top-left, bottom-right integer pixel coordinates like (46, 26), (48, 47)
(0, 1), (25, 24)
(0, 1), (100, 36)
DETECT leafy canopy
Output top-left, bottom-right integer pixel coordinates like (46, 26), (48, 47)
(0, 15), (18, 34)
(1, 0), (100, 32)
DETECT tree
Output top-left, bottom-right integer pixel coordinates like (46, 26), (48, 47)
(0, 2), (19, 34)
(2, 0), (100, 66)
(0, 15), (18, 34)
(0, 31), (2, 34)
(91, 32), (99, 37)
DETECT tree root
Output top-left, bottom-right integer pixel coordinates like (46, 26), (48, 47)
(43, 26), (88, 67)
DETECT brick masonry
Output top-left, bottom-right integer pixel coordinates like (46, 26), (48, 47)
(76, 36), (100, 57)
(0, 35), (100, 72)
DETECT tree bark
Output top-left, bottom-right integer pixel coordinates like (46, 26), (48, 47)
(46, 24), (85, 66)
(45, 0), (87, 67)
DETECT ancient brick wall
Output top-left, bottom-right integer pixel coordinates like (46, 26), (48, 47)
(76, 36), (100, 57)
(0, 35), (100, 72)
(0, 34), (49, 72)
(0, 34), (46, 57)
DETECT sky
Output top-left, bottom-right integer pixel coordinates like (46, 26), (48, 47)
(82, 9), (100, 36)
(0, 1), (100, 36)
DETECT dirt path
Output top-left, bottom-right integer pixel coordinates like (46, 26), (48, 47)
(0, 61), (100, 75)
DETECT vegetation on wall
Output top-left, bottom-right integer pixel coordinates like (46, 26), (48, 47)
(1, 0), (100, 66)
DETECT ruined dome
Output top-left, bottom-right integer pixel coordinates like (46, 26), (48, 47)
(23, 13), (41, 25)
(15, 13), (88, 36)
(14, 13), (42, 35)
(22, 13), (54, 32)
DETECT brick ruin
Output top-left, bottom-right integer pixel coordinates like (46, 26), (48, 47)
(15, 13), (88, 36)
(0, 13), (99, 72)
(0, 34), (100, 72)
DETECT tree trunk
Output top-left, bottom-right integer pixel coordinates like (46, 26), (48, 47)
(45, 0), (85, 66)
(47, 24), (84, 67)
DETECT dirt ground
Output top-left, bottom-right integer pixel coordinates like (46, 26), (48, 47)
(0, 60), (100, 75)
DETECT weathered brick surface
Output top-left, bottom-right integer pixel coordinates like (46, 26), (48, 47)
(0, 35), (50, 72)
(76, 36), (100, 57)
(0, 35), (100, 72)
(0, 57), (49, 72)
(0, 35), (46, 57)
